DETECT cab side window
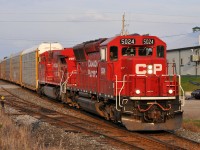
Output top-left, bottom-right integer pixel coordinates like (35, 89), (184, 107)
(60, 57), (66, 64)
(157, 46), (165, 58)
(110, 46), (118, 61)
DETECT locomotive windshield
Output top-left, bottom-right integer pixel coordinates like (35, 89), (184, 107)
(138, 47), (153, 56)
(121, 46), (153, 57)
(122, 47), (136, 56)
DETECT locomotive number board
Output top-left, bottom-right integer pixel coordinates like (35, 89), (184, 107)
(120, 38), (135, 45)
(143, 39), (154, 45)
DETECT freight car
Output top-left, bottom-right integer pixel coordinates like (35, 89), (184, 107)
(0, 42), (63, 89)
(0, 35), (185, 131)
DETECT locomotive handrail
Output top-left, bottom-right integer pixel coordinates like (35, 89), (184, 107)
(115, 75), (121, 111)
(115, 75), (129, 111)
(167, 62), (177, 75)
(115, 74), (138, 111)
(60, 70), (77, 95)
(118, 74), (127, 107)
(60, 70), (65, 95)
(178, 75), (185, 106)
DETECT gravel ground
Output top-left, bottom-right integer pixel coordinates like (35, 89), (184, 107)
(0, 81), (119, 150)
(4, 107), (118, 150)
(175, 128), (200, 143)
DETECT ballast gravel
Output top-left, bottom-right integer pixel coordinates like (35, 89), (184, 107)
(5, 107), (118, 150)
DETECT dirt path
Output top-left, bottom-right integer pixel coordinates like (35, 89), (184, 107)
(182, 99), (200, 120)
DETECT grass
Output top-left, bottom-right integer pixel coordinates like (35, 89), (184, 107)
(183, 119), (200, 132)
(181, 75), (200, 91)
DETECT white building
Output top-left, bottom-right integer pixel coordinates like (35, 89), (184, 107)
(162, 27), (200, 76)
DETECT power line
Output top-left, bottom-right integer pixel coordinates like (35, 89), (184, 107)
(0, 32), (193, 43)
(0, 38), (79, 43)
(0, 11), (200, 18)
(0, 20), (199, 24)
(0, 20), (119, 23)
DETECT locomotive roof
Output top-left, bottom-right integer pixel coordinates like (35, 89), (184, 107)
(22, 42), (63, 55)
(100, 36), (116, 46)
(100, 34), (165, 46)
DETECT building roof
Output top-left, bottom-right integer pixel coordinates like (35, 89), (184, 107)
(162, 31), (200, 51)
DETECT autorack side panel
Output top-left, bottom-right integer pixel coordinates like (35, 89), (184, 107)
(5, 57), (11, 81)
(1, 60), (6, 80)
(0, 61), (1, 79)
(21, 50), (38, 90)
(0, 60), (2, 79)
(10, 52), (22, 84)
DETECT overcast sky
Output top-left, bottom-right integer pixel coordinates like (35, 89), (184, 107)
(0, 0), (200, 59)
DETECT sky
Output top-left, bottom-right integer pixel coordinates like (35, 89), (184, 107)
(0, 0), (200, 59)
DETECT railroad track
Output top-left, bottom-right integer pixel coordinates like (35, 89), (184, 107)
(145, 131), (200, 149)
(0, 84), (199, 150)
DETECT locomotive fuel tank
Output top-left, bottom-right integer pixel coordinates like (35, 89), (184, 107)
(75, 96), (106, 118)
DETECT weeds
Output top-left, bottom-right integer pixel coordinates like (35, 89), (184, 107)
(181, 76), (200, 91)
(183, 119), (200, 132)
(0, 110), (65, 150)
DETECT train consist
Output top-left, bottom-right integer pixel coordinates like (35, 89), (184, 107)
(0, 34), (185, 131)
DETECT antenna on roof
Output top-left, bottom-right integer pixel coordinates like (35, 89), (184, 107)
(121, 13), (129, 36)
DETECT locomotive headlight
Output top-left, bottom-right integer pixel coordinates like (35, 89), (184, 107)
(147, 65), (153, 74)
(135, 90), (140, 94)
(168, 89), (173, 94)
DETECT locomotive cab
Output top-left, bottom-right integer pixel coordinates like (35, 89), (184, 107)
(98, 35), (183, 130)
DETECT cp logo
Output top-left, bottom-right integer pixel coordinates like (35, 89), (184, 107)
(135, 64), (162, 74)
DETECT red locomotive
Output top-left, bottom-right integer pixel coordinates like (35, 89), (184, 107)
(38, 48), (76, 100)
(0, 35), (184, 131)
(37, 34), (184, 131)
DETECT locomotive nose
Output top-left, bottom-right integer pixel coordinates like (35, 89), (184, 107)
(146, 105), (162, 123)
(144, 105), (164, 123)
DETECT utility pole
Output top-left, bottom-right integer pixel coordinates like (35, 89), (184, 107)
(121, 13), (125, 36)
